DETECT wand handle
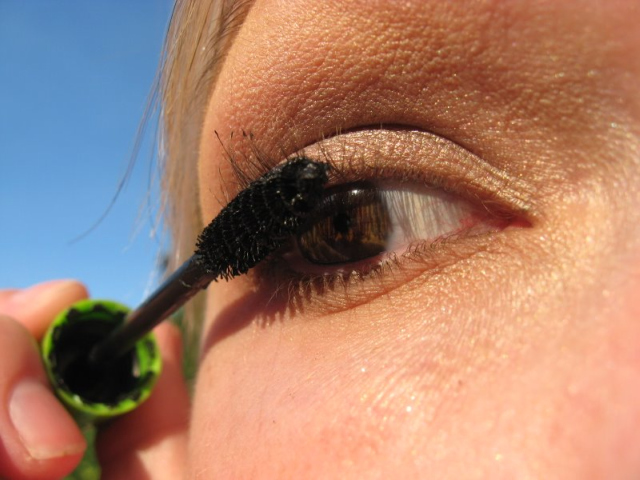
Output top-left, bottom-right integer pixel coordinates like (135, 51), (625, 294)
(89, 254), (212, 364)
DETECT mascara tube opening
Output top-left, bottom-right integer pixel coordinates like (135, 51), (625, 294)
(41, 299), (162, 424)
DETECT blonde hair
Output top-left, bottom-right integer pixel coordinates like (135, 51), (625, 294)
(158, 0), (250, 269)
(156, 0), (251, 342)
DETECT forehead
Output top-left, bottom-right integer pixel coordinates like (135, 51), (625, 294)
(205, 0), (639, 155)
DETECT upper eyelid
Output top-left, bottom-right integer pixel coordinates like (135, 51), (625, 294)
(216, 126), (537, 228)
(292, 127), (538, 222)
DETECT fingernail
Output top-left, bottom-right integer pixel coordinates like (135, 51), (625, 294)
(9, 381), (85, 460)
(2, 280), (78, 316)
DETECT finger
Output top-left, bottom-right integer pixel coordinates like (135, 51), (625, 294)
(0, 280), (89, 339)
(0, 290), (18, 303)
(97, 323), (189, 480)
(0, 315), (86, 480)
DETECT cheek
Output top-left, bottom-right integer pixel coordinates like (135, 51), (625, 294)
(187, 223), (640, 478)
(188, 277), (474, 477)
(188, 295), (421, 477)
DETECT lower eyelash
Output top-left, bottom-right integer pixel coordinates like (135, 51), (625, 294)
(252, 251), (400, 315)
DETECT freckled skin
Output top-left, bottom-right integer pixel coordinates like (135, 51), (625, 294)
(193, 1), (640, 479)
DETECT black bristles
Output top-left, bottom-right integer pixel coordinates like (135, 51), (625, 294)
(195, 157), (330, 280)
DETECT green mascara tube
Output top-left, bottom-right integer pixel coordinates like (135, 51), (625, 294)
(41, 299), (162, 425)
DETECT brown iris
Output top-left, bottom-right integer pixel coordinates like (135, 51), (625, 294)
(297, 184), (392, 265)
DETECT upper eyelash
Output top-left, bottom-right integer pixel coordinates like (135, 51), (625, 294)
(217, 127), (537, 225)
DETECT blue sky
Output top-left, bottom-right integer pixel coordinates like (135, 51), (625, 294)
(0, 2), (175, 305)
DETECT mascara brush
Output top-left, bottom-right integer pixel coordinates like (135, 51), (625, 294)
(92, 155), (329, 362)
(41, 157), (329, 422)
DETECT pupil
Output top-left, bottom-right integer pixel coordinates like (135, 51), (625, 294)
(333, 212), (351, 234)
(297, 185), (392, 265)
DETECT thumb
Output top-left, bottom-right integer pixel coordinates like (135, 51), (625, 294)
(96, 323), (190, 480)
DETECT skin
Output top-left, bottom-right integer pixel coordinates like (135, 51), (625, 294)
(195, 0), (640, 478)
(1, 1), (639, 479)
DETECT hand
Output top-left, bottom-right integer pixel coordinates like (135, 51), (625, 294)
(0, 281), (189, 480)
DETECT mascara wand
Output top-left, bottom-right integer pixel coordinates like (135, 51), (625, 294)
(41, 157), (329, 422)
(88, 254), (211, 364)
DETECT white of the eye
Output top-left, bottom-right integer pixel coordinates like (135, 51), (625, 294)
(382, 188), (475, 253)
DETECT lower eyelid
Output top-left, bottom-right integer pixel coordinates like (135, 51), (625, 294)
(252, 224), (524, 317)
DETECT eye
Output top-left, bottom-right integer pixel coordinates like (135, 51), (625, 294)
(291, 181), (509, 272)
(225, 129), (533, 314)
